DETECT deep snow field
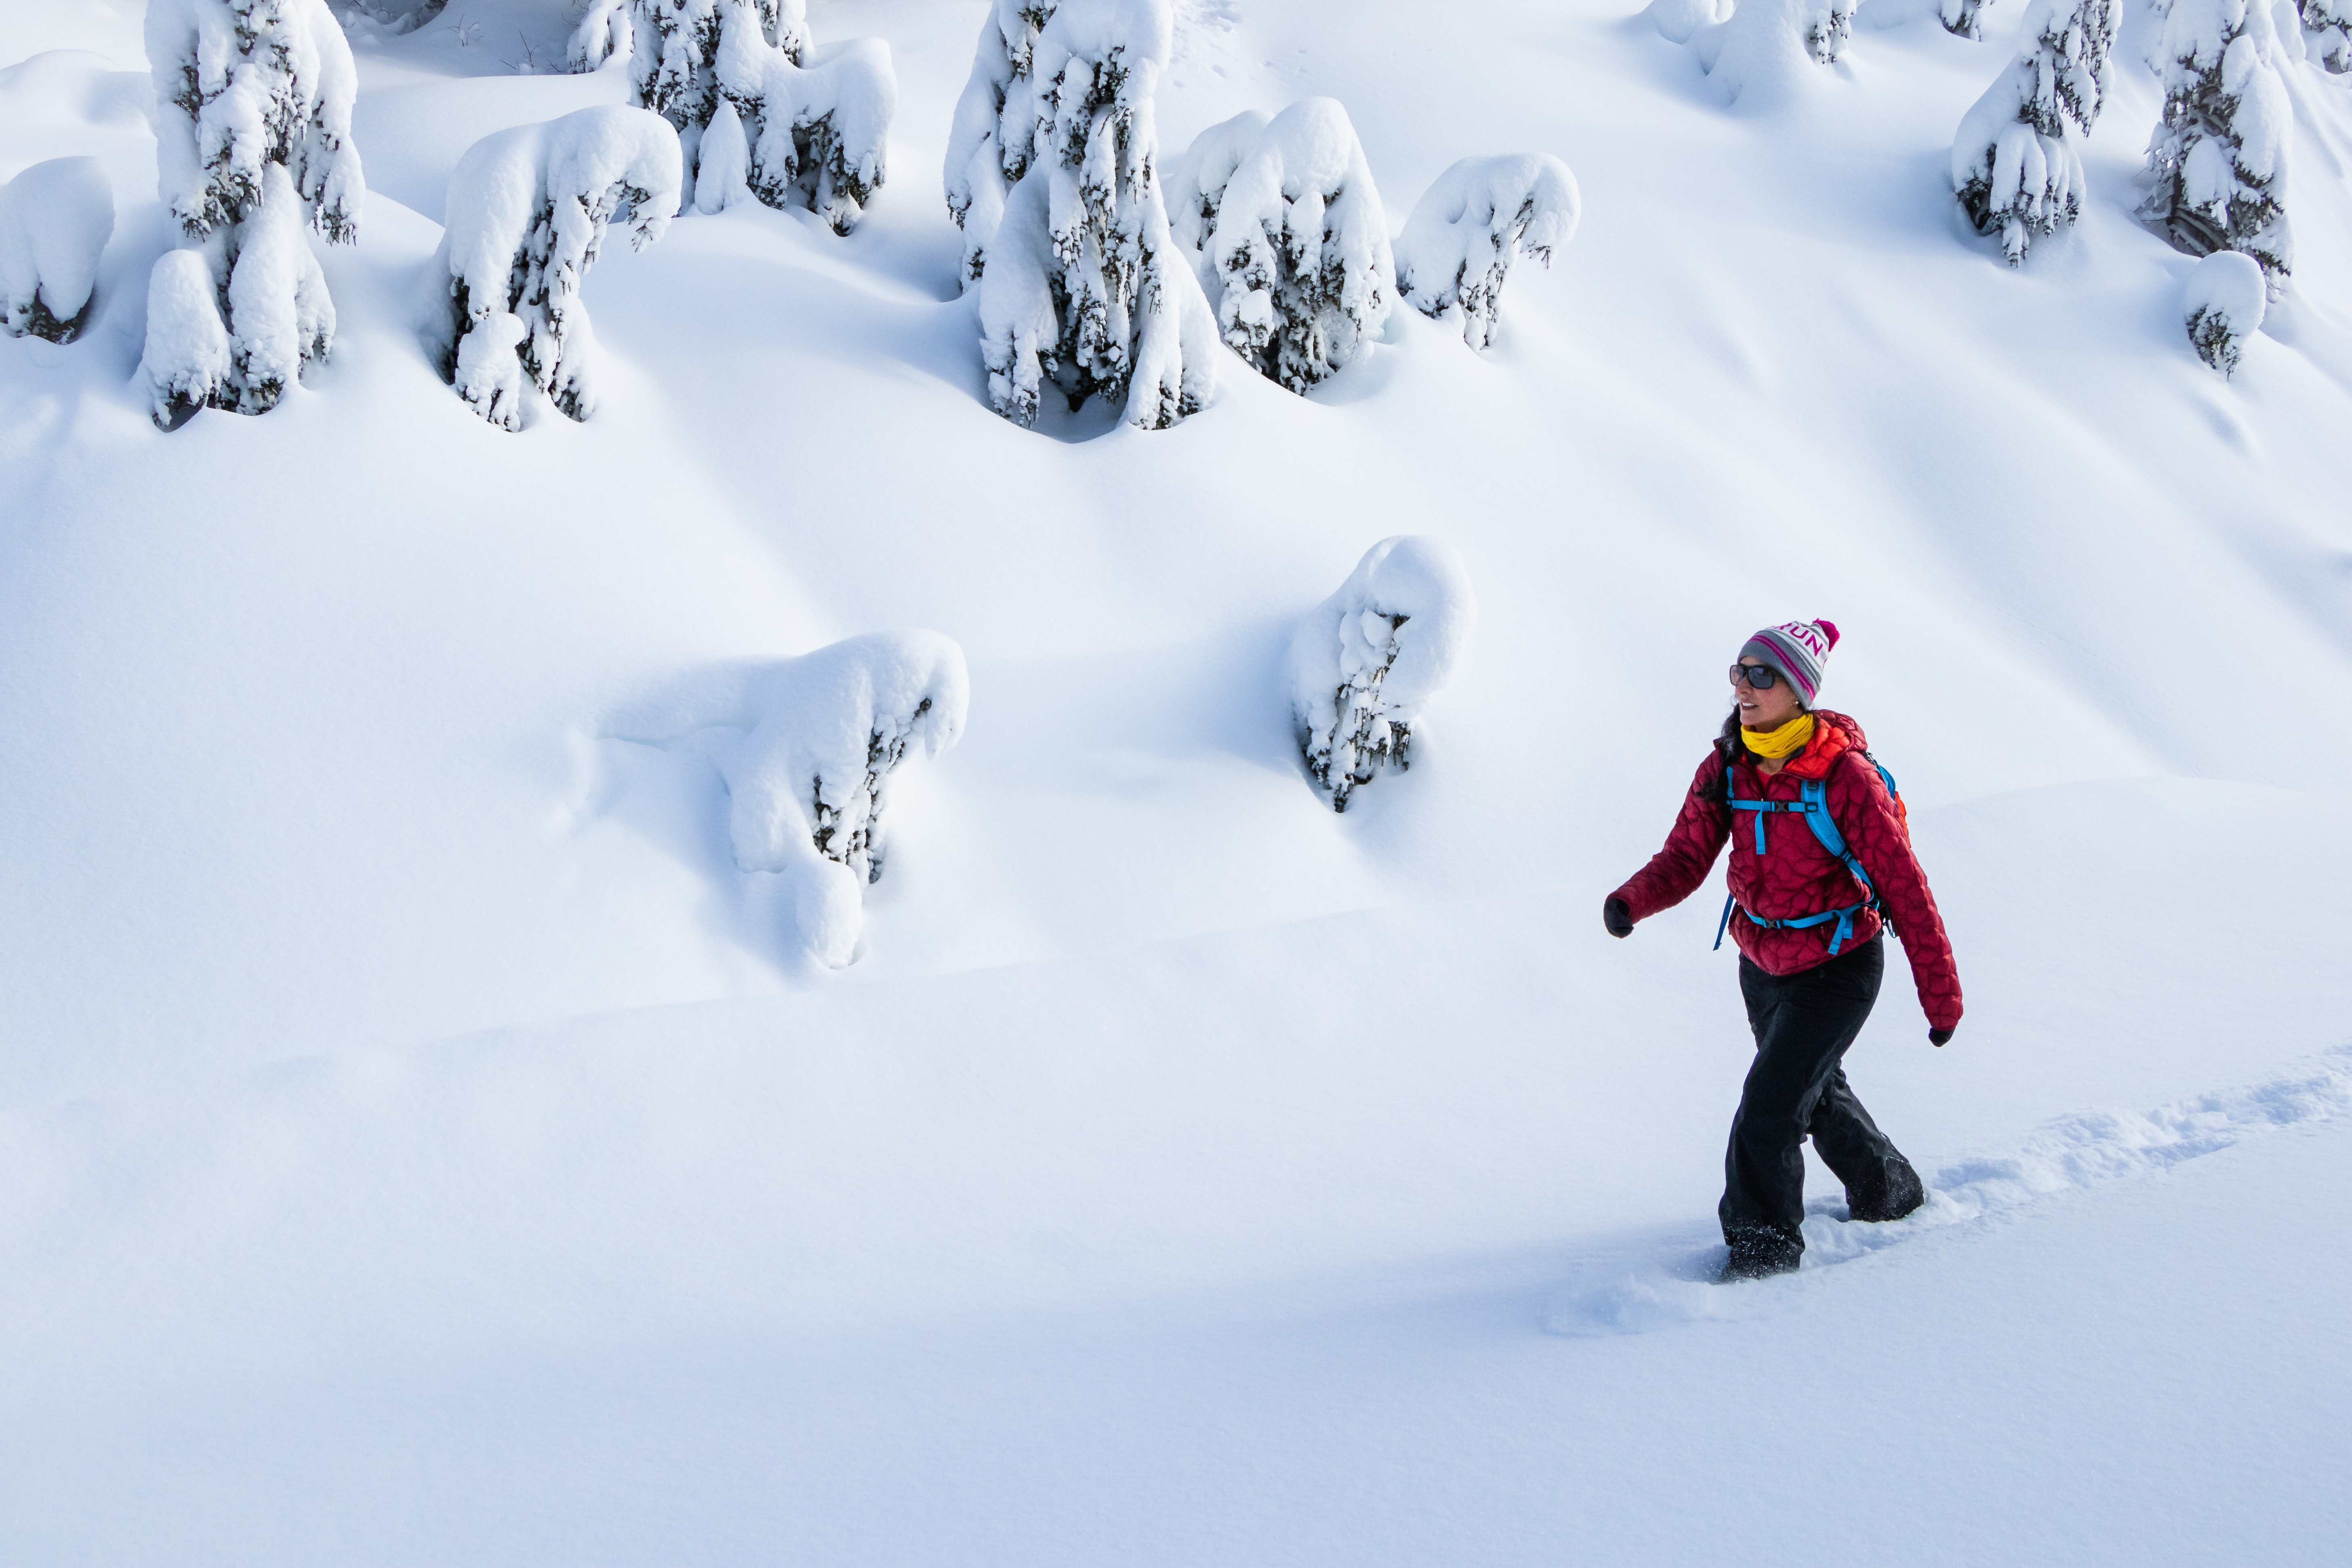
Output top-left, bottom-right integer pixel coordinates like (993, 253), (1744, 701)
(4, 0), (2352, 1562)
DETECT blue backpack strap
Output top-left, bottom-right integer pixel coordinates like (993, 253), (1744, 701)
(1796, 774), (1879, 910)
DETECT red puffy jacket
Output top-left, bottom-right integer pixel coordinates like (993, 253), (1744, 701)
(1611, 711), (1962, 1032)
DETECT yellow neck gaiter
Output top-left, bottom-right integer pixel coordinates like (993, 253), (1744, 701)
(1742, 712), (1815, 760)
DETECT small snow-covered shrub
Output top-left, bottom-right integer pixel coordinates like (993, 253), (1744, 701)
(1950, 0), (2118, 265)
(2140, 0), (2294, 288)
(1290, 536), (1477, 814)
(2299, 0), (2352, 71)
(1394, 154), (1580, 351)
(1166, 99), (1393, 394)
(0, 157), (114, 343)
(1646, 0), (1733, 44)
(2182, 249), (2266, 375)
(1940, 0), (1999, 40)
(429, 105), (683, 428)
(569, 0), (892, 232)
(143, 0), (363, 425)
(614, 632), (969, 968)
(976, 0), (1220, 430)
(1694, 0), (1857, 106)
(943, 0), (1059, 289)
(336, 0), (445, 31)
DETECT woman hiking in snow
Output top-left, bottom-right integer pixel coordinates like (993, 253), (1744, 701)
(1603, 620), (1962, 1281)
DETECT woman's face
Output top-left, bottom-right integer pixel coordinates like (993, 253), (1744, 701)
(1734, 657), (1805, 730)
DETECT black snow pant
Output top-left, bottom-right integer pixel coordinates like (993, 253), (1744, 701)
(1719, 934), (1923, 1272)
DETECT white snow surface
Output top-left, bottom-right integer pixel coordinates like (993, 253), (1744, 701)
(4, 0), (2352, 1561)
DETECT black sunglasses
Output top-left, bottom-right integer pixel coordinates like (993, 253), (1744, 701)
(1729, 663), (1784, 689)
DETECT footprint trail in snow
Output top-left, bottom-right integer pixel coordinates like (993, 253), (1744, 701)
(1544, 1045), (2352, 1338)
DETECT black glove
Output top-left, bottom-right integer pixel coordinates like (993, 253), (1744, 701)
(1929, 1027), (1954, 1047)
(1603, 897), (1633, 939)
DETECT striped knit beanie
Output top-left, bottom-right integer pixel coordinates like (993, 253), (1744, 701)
(1741, 619), (1840, 707)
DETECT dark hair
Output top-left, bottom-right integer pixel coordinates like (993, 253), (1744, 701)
(1710, 709), (1746, 805)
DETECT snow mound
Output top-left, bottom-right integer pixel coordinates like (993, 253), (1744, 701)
(0, 156), (114, 344)
(611, 632), (970, 968)
(2182, 249), (2266, 376)
(975, 0), (1220, 431)
(428, 105), (683, 429)
(1394, 153), (1580, 350)
(1168, 99), (1393, 393)
(1548, 1046), (2352, 1336)
(1289, 536), (1476, 813)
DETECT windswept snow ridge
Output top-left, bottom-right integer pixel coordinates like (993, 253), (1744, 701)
(610, 633), (969, 968)
(428, 105), (683, 429)
(1394, 154), (1580, 350)
(1548, 1046), (2352, 1337)
(1168, 99), (1393, 394)
(0, 156), (114, 344)
(1290, 536), (1476, 813)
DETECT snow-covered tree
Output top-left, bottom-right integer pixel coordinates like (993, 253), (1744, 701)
(1165, 99), (1392, 394)
(1940, 0), (1999, 41)
(2182, 248), (2266, 375)
(943, 0), (1059, 289)
(1393, 154), (1580, 351)
(334, 1), (445, 32)
(141, 0), (363, 425)
(1950, 0), (2118, 265)
(610, 632), (969, 968)
(1289, 536), (1476, 814)
(2141, 0), (2295, 287)
(2302, 0), (2352, 71)
(568, 0), (893, 232)
(975, 0), (1220, 431)
(427, 105), (683, 429)
(0, 157), (114, 344)
(1694, 0), (1858, 106)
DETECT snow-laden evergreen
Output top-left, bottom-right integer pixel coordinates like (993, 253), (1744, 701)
(568, 0), (892, 232)
(0, 157), (114, 344)
(142, 0), (363, 425)
(138, 248), (234, 422)
(612, 633), (968, 968)
(2299, 0), (2352, 71)
(1393, 154), (1580, 350)
(2182, 248), (2266, 375)
(427, 105), (683, 429)
(976, 0), (1220, 430)
(1693, 0), (1857, 105)
(2140, 0), (2294, 286)
(1940, 0), (1999, 41)
(1289, 536), (1476, 814)
(1164, 99), (1392, 394)
(943, 0), (1059, 290)
(336, 0), (445, 32)
(1950, 0), (2118, 265)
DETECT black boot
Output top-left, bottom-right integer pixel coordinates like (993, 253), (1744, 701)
(1846, 1155), (1925, 1223)
(1719, 1230), (1801, 1282)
